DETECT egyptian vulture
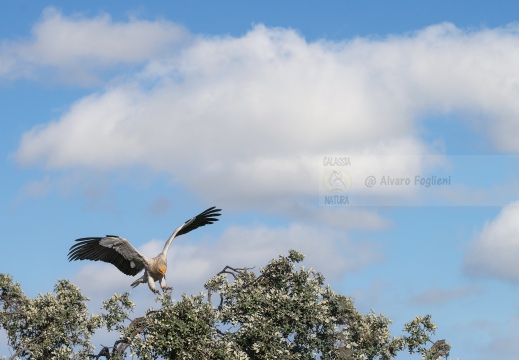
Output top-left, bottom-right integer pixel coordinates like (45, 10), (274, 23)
(68, 206), (221, 294)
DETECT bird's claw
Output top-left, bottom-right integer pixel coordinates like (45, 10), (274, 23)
(162, 286), (173, 292)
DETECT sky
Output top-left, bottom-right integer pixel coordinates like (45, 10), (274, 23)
(2, 1), (519, 359)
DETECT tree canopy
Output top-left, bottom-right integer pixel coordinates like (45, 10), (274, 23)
(0, 250), (451, 359)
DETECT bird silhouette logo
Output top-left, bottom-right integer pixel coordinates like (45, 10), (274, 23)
(322, 170), (351, 193)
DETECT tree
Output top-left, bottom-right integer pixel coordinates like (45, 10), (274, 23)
(1, 251), (451, 359)
(0, 275), (102, 359)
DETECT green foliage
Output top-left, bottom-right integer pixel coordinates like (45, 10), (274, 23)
(1, 251), (452, 359)
(101, 293), (135, 333)
(128, 293), (239, 359)
(207, 252), (344, 359)
(0, 274), (103, 359)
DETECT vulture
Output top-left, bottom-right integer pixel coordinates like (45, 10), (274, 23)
(68, 206), (221, 294)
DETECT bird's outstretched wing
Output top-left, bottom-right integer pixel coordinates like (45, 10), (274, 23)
(68, 236), (147, 276)
(177, 206), (222, 236)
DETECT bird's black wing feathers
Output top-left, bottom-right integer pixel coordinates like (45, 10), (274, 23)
(177, 206), (221, 236)
(68, 207), (221, 277)
(68, 236), (145, 276)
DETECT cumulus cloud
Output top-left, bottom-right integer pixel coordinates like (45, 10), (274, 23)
(74, 262), (132, 295)
(10, 11), (519, 211)
(463, 202), (519, 283)
(0, 7), (188, 83)
(72, 222), (383, 304)
(171, 222), (382, 284)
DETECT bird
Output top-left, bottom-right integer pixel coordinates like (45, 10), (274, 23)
(68, 206), (221, 294)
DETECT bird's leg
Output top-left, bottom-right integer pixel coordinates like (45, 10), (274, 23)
(131, 272), (147, 288)
(147, 276), (159, 294)
(160, 277), (172, 292)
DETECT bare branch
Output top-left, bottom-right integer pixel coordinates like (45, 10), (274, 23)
(113, 316), (147, 356)
(207, 265), (254, 303)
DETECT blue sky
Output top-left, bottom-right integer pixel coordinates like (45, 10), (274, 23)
(3, 1), (519, 359)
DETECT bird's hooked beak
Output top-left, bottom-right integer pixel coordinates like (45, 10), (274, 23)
(159, 267), (167, 276)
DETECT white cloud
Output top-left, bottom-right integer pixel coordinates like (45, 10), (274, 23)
(73, 262), (132, 295)
(72, 222), (383, 304)
(0, 7), (188, 83)
(10, 12), (519, 211)
(463, 202), (519, 283)
(169, 222), (383, 287)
